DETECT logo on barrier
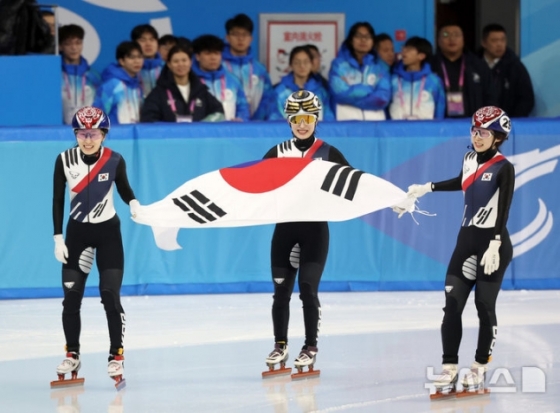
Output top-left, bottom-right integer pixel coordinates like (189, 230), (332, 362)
(508, 145), (560, 258)
(425, 366), (546, 394)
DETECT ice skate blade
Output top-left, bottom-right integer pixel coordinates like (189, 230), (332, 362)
(50, 377), (85, 389)
(429, 389), (456, 400)
(113, 377), (127, 391)
(291, 368), (320, 380)
(262, 366), (292, 379)
(457, 388), (490, 398)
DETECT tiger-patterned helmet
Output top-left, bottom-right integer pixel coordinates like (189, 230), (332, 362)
(284, 90), (322, 117)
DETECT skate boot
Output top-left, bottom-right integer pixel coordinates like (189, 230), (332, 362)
(459, 362), (489, 396)
(51, 352), (85, 388)
(108, 354), (126, 391)
(291, 346), (320, 380)
(262, 342), (291, 378)
(429, 364), (457, 400)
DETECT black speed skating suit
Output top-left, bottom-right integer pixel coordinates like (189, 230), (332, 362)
(53, 146), (136, 355)
(263, 135), (349, 349)
(433, 148), (514, 364)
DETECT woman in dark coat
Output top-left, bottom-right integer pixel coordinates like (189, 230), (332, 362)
(140, 44), (224, 123)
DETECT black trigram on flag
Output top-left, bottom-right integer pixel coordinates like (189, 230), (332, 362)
(320, 164), (364, 201)
(172, 190), (227, 224)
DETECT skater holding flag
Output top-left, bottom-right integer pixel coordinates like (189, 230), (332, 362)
(262, 90), (351, 379)
(400, 106), (514, 398)
(51, 106), (140, 390)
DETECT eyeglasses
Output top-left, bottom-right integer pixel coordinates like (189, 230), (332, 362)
(441, 31), (463, 39)
(291, 59), (311, 67)
(76, 130), (104, 140)
(470, 127), (494, 139)
(289, 114), (317, 125)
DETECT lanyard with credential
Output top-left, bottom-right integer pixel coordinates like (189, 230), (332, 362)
(166, 89), (195, 114)
(440, 56), (465, 91)
(63, 72), (86, 104)
(397, 76), (426, 113)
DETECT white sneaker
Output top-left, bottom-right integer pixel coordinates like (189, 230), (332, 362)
(433, 364), (458, 388)
(462, 361), (487, 389)
(56, 352), (81, 375)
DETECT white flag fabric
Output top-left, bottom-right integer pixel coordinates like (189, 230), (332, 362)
(132, 158), (413, 250)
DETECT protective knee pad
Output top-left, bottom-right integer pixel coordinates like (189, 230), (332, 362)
(442, 293), (463, 324)
(62, 290), (83, 315)
(299, 282), (320, 308)
(474, 299), (496, 326)
(100, 289), (124, 314)
(273, 285), (292, 307)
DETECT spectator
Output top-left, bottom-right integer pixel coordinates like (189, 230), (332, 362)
(267, 46), (334, 121)
(328, 22), (391, 120)
(304, 44), (330, 89)
(374, 33), (396, 70)
(41, 10), (56, 37)
(158, 34), (176, 62)
(93, 41), (144, 125)
(222, 13), (273, 120)
(140, 44), (225, 123)
(130, 24), (164, 97)
(0, 2), (53, 55)
(175, 36), (192, 50)
(389, 36), (445, 120)
(191, 34), (250, 121)
(39, 9), (56, 54)
(431, 23), (497, 118)
(480, 23), (534, 117)
(59, 24), (101, 124)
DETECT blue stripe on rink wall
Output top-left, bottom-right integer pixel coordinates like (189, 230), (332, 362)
(1, 120), (559, 299)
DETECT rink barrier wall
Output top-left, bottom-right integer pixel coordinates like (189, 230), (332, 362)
(1, 119), (559, 299)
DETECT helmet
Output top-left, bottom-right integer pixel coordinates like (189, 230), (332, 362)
(72, 106), (110, 132)
(471, 106), (511, 138)
(284, 90), (322, 117)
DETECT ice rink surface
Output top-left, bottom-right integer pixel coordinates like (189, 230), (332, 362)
(0, 290), (558, 413)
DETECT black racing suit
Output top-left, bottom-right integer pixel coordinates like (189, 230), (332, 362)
(263, 135), (349, 350)
(53, 146), (136, 356)
(432, 148), (514, 365)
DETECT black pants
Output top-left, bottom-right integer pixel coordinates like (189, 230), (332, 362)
(270, 222), (329, 348)
(61, 215), (125, 355)
(441, 226), (513, 365)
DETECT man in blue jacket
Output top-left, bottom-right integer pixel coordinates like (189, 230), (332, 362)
(222, 14), (273, 120)
(191, 34), (250, 121)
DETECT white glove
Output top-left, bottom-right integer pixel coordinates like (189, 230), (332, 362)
(54, 234), (68, 264)
(392, 206), (407, 218)
(129, 199), (140, 218)
(480, 240), (501, 275)
(407, 182), (432, 199)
